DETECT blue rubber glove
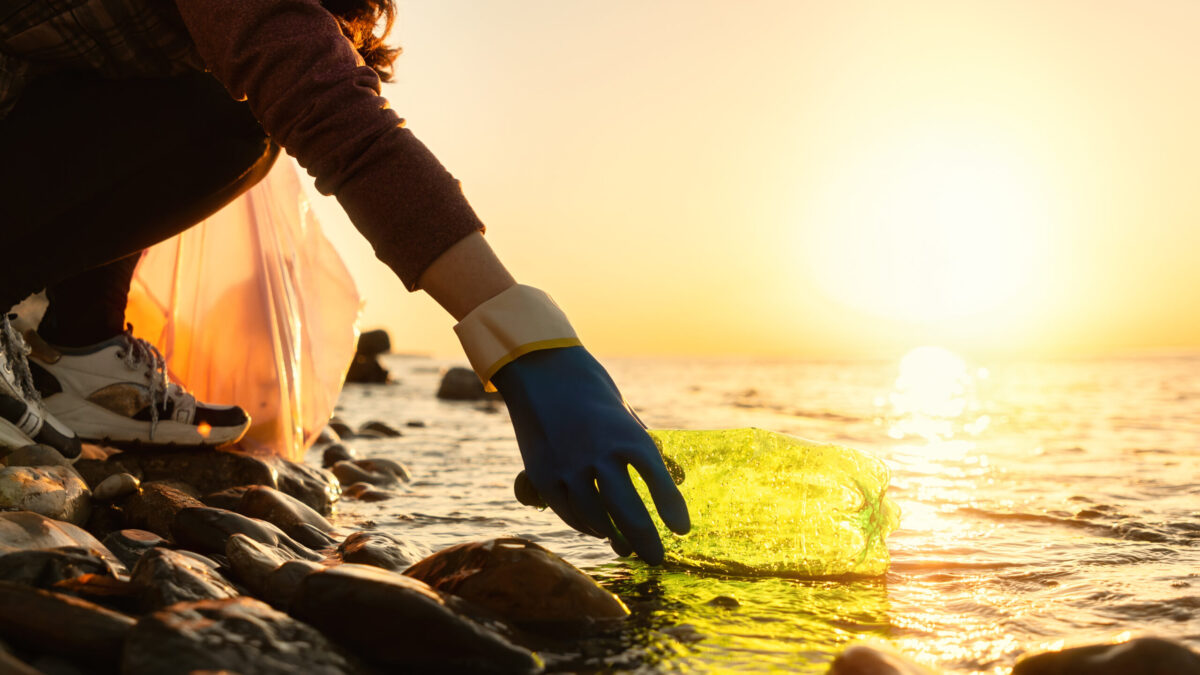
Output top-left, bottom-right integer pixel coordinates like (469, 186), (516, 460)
(490, 345), (690, 564)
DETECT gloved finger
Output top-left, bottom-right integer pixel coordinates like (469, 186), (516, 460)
(536, 479), (599, 537)
(513, 471), (548, 509)
(628, 452), (691, 535)
(566, 479), (620, 541)
(595, 467), (666, 565)
(609, 533), (634, 557)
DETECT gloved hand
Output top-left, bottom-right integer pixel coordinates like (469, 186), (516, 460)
(491, 345), (690, 564)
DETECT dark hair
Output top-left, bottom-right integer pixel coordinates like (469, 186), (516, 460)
(322, 0), (401, 82)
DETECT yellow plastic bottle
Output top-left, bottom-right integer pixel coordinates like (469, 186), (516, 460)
(639, 428), (900, 578)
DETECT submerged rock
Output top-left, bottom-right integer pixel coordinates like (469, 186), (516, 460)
(327, 417), (355, 440)
(437, 366), (493, 401)
(101, 529), (166, 569)
(1013, 637), (1200, 675)
(0, 580), (134, 668)
(0, 547), (120, 589)
(321, 442), (357, 468)
(171, 507), (321, 561)
(314, 425), (341, 447)
(404, 538), (628, 627)
(291, 564), (541, 673)
(829, 644), (939, 675)
(331, 459), (405, 487)
(335, 531), (428, 572)
(130, 547), (239, 611)
(341, 481), (396, 502)
(354, 457), (411, 483)
(92, 472), (139, 502)
(0, 465), (90, 524)
(123, 597), (359, 675)
(121, 481), (205, 539)
(359, 420), (402, 437)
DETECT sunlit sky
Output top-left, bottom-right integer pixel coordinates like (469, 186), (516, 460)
(302, 0), (1200, 360)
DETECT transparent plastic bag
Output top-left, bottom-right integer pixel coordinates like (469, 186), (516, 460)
(638, 428), (900, 577)
(125, 160), (361, 459)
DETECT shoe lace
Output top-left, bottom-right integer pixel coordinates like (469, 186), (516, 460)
(2, 313), (42, 404)
(119, 324), (170, 439)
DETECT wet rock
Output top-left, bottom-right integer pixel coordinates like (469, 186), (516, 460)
(224, 533), (299, 597)
(262, 559), (324, 610)
(314, 425), (341, 447)
(345, 329), (392, 384)
(829, 643), (939, 675)
(359, 420), (402, 438)
(171, 507), (321, 561)
(0, 547), (120, 589)
(321, 442), (357, 468)
(122, 481), (204, 539)
(108, 448), (277, 495)
(406, 420), (427, 428)
(342, 481), (396, 502)
(0, 512), (119, 565)
(357, 328), (392, 357)
(354, 457), (411, 483)
(437, 366), (493, 401)
(0, 465), (90, 524)
(72, 458), (129, 490)
(123, 597), (359, 675)
(102, 530), (165, 569)
(291, 564), (541, 673)
(0, 645), (40, 675)
(201, 485), (254, 511)
(1012, 637), (1200, 675)
(335, 531), (428, 572)
(268, 457), (340, 516)
(327, 417), (355, 439)
(237, 485), (336, 538)
(92, 472), (139, 502)
(84, 502), (126, 541)
(288, 522), (338, 550)
(0, 580), (134, 669)
(2, 444), (72, 467)
(405, 538), (629, 628)
(130, 547), (238, 611)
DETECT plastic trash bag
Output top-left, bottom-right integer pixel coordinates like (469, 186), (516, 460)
(638, 428), (900, 577)
(125, 160), (361, 460)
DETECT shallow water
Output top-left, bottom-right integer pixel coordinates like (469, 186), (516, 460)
(322, 351), (1200, 673)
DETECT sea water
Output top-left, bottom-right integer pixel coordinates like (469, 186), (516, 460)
(321, 351), (1200, 673)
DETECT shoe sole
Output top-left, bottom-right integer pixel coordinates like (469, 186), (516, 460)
(43, 392), (249, 449)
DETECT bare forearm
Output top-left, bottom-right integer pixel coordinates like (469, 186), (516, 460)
(418, 232), (517, 321)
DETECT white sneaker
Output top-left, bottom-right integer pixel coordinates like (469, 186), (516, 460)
(28, 327), (250, 449)
(0, 314), (82, 459)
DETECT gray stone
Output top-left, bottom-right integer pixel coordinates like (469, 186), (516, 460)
(92, 472), (139, 502)
(130, 547), (238, 611)
(404, 538), (629, 627)
(0, 465), (90, 524)
(335, 531), (428, 572)
(123, 597), (359, 675)
(101, 529), (165, 569)
(291, 564), (541, 673)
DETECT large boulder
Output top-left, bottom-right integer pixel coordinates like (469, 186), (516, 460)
(344, 329), (391, 384)
(1012, 637), (1200, 675)
(404, 538), (628, 628)
(334, 531), (428, 572)
(0, 580), (134, 670)
(0, 465), (90, 524)
(291, 564), (542, 673)
(123, 597), (360, 675)
(130, 547), (239, 611)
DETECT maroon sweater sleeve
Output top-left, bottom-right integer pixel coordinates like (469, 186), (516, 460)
(173, 0), (484, 290)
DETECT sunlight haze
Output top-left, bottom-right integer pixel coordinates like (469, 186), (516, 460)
(303, 0), (1200, 361)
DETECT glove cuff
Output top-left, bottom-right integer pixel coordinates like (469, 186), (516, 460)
(453, 284), (582, 391)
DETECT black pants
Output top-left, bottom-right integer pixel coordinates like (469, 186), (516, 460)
(0, 71), (278, 346)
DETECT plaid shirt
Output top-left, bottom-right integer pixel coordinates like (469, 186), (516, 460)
(0, 0), (204, 118)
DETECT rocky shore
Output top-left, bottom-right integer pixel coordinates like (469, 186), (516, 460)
(1, 408), (1197, 673)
